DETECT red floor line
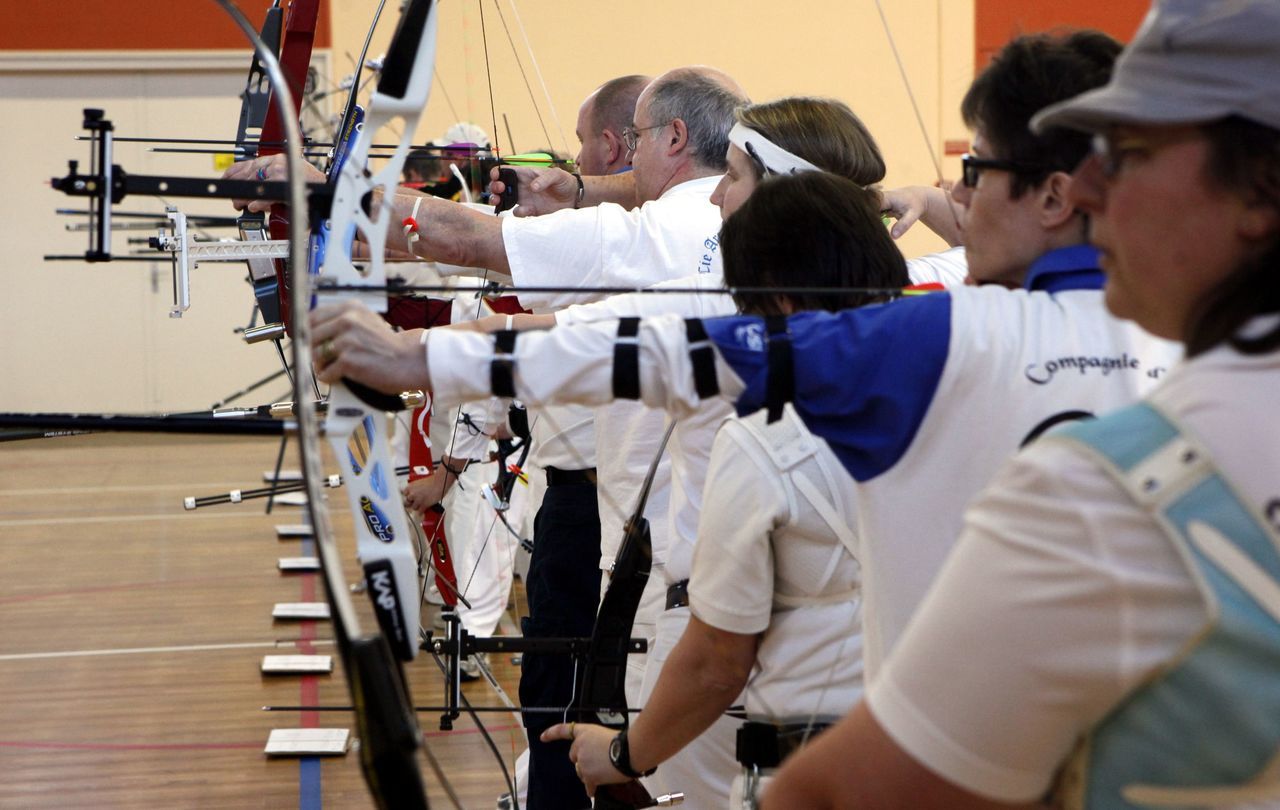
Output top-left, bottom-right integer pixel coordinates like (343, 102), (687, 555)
(0, 740), (261, 751)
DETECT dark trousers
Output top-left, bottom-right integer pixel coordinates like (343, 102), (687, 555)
(520, 480), (602, 810)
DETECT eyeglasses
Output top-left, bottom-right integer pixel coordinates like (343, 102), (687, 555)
(960, 154), (1048, 188)
(1089, 130), (1203, 179)
(622, 121), (672, 152)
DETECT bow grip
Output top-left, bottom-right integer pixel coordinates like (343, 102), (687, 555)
(344, 378), (410, 413)
(594, 780), (657, 809)
(494, 167), (519, 213)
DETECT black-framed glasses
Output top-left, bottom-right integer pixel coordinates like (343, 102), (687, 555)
(960, 154), (1048, 188)
(622, 121), (672, 152)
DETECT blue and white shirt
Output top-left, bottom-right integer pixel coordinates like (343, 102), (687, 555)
(424, 244), (1181, 674)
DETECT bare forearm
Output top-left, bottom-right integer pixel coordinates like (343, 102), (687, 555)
(624, 618), (756, 773)
(383, 191), (510, 272)
(583, 172), (639, 208)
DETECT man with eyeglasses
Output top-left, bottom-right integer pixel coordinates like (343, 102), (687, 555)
(890, 32), (1128, 292)
(948, 32), (1116, 291)
(410, 65), (744, 810)
(356, 66), (747, 312)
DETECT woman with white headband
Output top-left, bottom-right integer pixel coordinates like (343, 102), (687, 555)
(717, 98), (966, 288)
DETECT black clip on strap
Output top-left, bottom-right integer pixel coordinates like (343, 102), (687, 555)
(764, 316), (793, 424)
(490, 330), (519, 399)
(612, 318), (642, 400)
(684, 319), (720, 400)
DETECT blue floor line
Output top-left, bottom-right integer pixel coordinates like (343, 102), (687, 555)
(299, 756), (322, 809)
(299, 535), (321, 809)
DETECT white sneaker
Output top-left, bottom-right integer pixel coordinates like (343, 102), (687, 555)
(459, 652), (488, 683)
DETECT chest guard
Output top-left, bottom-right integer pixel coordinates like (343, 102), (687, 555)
(1053, 402), (1280, 809)
(748, 407), (859, 607)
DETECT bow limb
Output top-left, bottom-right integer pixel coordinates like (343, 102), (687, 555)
(251, 0), (320, 334)
(244, 0), (384, 334)
(232, 1), (282, 155)
(216, 0), (438, 806)
(319, 0), (439, 657)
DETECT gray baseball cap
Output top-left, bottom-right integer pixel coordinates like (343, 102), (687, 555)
(1032, 0), (1280, 135)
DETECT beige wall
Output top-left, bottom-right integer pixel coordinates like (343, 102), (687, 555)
(0, 55), (321, 413)
(332, 0), (975, 254)
(1, 0), (973, 412)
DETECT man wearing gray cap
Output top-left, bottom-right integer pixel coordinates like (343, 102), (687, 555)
(761, 1), (1280, 807)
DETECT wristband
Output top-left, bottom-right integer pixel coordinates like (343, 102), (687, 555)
(608, 728), (657, 779)
(572, 172), (585, 209)
(440, 460), (468, 480)
(403, 194), (426, 250)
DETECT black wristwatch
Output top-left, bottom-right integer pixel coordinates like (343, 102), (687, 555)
(608, 728), (657, 779)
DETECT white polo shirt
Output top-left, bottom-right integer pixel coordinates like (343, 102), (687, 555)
(502, 175), (723, 310)
(691, 404), (864, 722)
(868, 331), (1279, 803)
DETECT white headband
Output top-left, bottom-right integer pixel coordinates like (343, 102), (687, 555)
(728, 122), (822, 176)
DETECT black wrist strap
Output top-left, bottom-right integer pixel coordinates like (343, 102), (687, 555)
(439, 460), (468, 488)
(572, 172), (585, 209)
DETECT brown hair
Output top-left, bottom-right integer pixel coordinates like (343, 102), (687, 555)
(1185, 116), (1280, 357)
(721, 172), (908, 316)
(735, 97), (886, 187)
(962, 29), (1121, 198)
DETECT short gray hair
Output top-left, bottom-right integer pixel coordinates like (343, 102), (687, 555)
(645, 71), (746, 171)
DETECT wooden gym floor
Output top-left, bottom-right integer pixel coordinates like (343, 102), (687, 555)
(0, 432), (525, 809)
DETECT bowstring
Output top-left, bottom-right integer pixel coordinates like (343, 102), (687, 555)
(488, 0), (555, 155)
(478, 0), (502, 158)
(872, 0), (964, 235)
(501, 0), (570, 156)
(433, 68), (464, 123)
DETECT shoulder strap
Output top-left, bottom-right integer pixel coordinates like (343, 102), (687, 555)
(1057, 402), (1280, 625)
